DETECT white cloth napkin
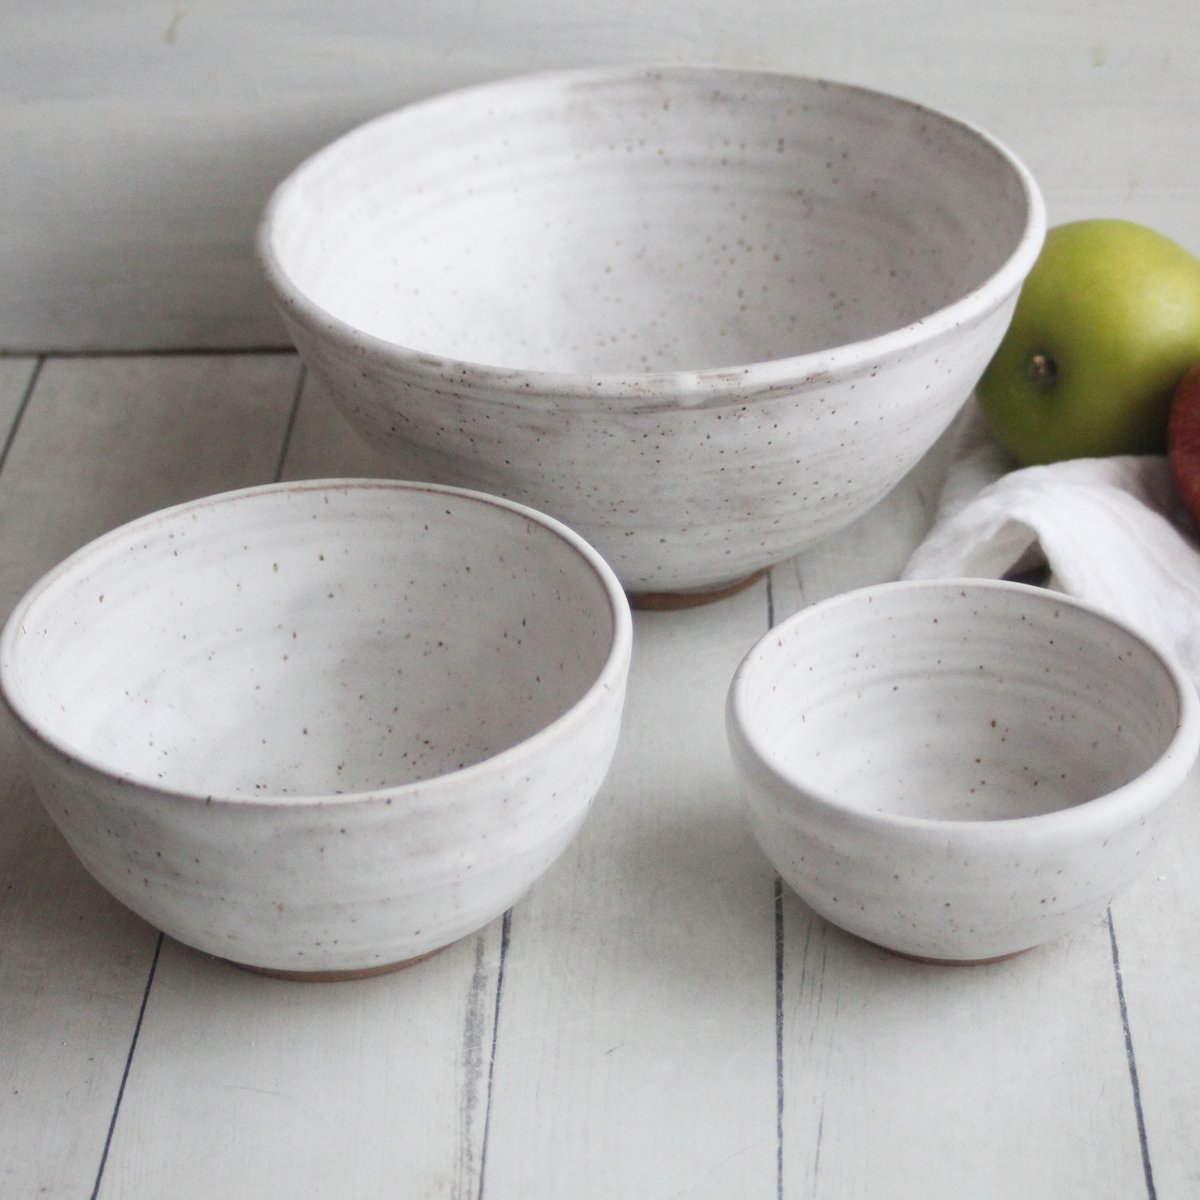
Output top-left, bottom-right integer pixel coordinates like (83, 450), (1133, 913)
(902, 401), (1200, 686)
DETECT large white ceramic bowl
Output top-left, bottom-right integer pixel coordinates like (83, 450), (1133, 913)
(258, 66), (1045, 604)
(0, 480), (632, 979)
(726, 579), (1200, 963)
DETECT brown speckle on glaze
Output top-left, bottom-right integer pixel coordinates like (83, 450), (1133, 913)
(259, 66), (1044, 597)
(0, 479), (633, 978)
(727, 578), (1200, 962)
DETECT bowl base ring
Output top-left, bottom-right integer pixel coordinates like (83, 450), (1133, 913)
(629, 568), (767, 611)
(880, 944), (1029, 968)
(228, 945), (446, 982)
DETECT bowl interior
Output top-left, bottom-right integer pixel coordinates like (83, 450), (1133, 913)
(736, 583), (1185, 821)
(265, 68), (1035, 374)
(4, 483), (619, 800)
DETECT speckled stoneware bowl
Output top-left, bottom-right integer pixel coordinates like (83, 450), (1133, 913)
(258, 66), (1045, 605)
(0, 479), (632, 980)
(726, 579), (1200, 963)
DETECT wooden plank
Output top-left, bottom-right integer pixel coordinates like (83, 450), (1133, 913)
(479, 589), (780, 1198)
(98, 934), (502, 1199)
(0, 354), (300, 1198)
(768, 443), (1153, 1198)
(95, 365), (501, 1199)
(5, 353), (1194, 1198)
(777, 903), (1148, 1198)
(284, 370), (785, 1196)
(1101, 777), (1200, 1199)
(0, 354), (303, 582)
(0, 358), (36, 457)
(278, 370), (430, 483)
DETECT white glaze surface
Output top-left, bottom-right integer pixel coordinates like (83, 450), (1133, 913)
(727, 579), (1200, 961)
(259, 66), (1045, 595)
(9, 353), (1200, 1197)
(0, 479), (632, 975)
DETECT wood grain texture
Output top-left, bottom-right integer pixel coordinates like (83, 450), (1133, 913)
(92, 362), (506, 1200)
(279, 370), (431, 483)
(480, 591), (780, 1199)
(776, 903), (1149, 1199)
(3, 356), (1199, 1197)
(0, 355), (299, 1198)
(97, 932), (504, 1200)
(3, 1), (1199, 350)
(1105, 785), (1200, 1198)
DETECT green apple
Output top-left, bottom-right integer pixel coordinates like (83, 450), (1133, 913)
(976, 218), (1200, 465)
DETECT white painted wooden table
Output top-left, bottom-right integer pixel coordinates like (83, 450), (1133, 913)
(2, 351), (1197, 1199)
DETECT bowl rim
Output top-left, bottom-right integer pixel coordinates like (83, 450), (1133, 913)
(726, 577), (1200, 835)
(0, 477), (634, 810)
(256, 63), (1047, 404)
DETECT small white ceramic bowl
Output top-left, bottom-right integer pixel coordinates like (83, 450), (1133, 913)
(259, 66), (1045, 604)
(0, 480), (632, 979)
(726, 579), (1200, 963)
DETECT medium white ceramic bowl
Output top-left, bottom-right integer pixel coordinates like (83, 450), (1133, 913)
(258, 66), (1045, 604)
(726, 579), (1200, 963)
(0, 479), (632, 979)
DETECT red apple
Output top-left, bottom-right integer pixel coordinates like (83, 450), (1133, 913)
(1167, 361), (1200, 525)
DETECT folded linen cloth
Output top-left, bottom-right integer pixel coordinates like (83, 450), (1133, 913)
(902, 401), (1200, 687)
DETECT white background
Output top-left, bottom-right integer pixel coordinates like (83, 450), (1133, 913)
(4, 0), (1198, 351)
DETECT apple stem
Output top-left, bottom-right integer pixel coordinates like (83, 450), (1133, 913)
(1027, 352), (1058, 389)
